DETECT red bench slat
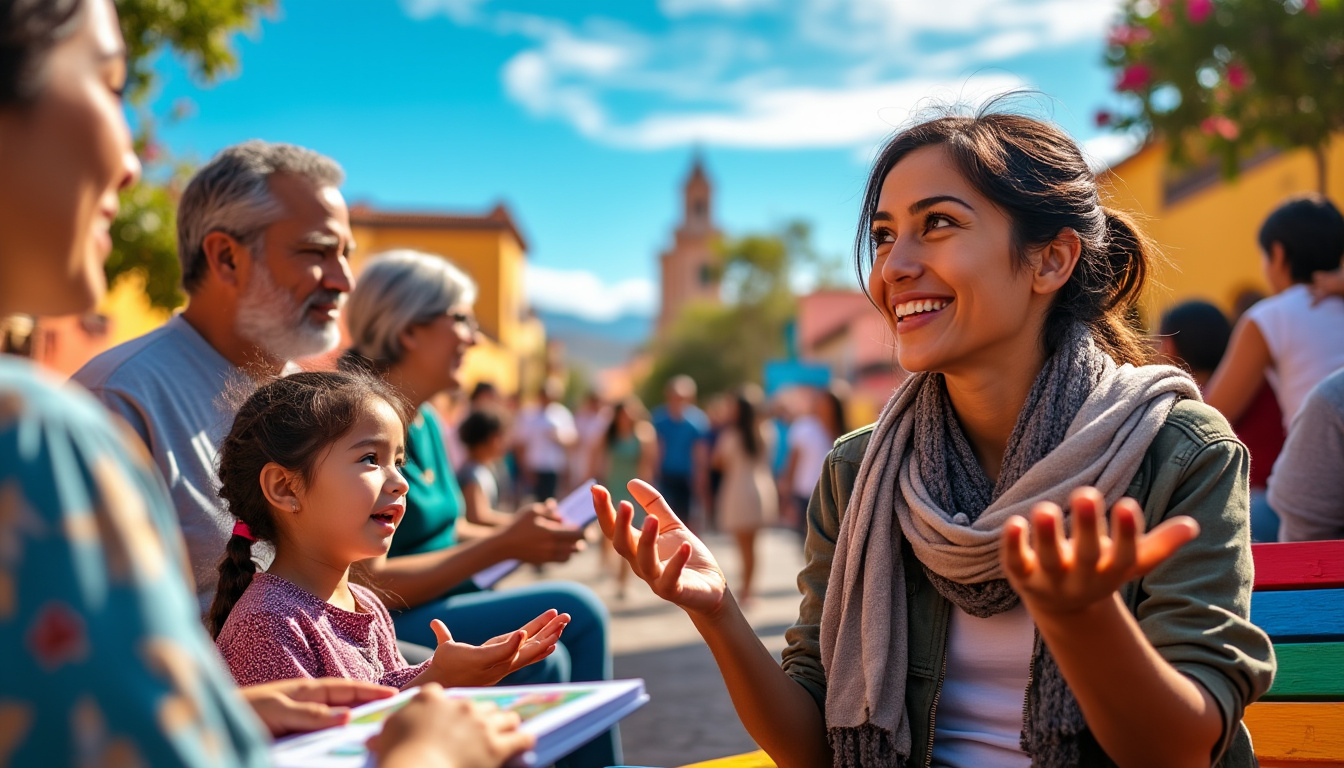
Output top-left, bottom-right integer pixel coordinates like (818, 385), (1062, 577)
(1252, 541), (1344, 591)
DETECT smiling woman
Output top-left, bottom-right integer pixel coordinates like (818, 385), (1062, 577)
(593, 105), (1276, 768)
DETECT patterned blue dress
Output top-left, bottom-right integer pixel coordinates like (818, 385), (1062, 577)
(0, 357), (269, 767)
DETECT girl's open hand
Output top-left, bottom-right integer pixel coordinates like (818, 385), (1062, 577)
(592, 480), (728, 617)
(426, 610), (569, 688)
(1000, 486), (1200, 619)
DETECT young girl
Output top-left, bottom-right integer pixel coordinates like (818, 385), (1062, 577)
(210, 371), (569, 690)
(594, 109), (1275, 768)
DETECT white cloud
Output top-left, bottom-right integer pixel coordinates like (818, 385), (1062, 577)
(406, 0), (1125, 152)
(525, 264), (658, 321)
(659, 0), (776, 17)
(1082, 131), (1144, 172)
(399, 0), (489, 23)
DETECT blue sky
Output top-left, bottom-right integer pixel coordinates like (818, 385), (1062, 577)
(147, 0), (1138, 321)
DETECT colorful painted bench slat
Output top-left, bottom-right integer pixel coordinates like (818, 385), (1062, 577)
(1252, 541), (1344, 591)
(1252, 588), (1344, 643)
(677, 542), (1344, 768)
(1262, 643), (1344, 701)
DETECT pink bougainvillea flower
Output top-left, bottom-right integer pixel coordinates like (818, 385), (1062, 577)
(1117, 64), (1152, 92)
(1200, 115), (1240, 140)
(1107, 25), (1153, 47)
(1095, 110), (1113, 127)
(1187, 0), (1214, 24)
(1304, 0), (1320, 15)
(1226, 62), (1250, 91)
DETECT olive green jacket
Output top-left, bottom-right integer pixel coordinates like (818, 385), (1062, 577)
(780, 399), (1276, 767)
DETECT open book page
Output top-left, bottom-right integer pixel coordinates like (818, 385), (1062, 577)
(472, 479), (598, 589)
(271, 679), (647, 768)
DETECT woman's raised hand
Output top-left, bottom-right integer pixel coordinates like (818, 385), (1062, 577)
(424, 610), (569, 688)
(1000, 486), (1200, 619)
(591, 480), (728, 617)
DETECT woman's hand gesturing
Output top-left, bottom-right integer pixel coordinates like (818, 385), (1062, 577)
(592, 480), (728, 617)
(1000, 486), (1200, 619)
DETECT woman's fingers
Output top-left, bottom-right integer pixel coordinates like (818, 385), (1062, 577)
(591, 485), (618, 539)
(653, 541), (693, 597)
(1133, 515), (1200, 575)
(1030, 502), (1067, 575)
(1069, 487), (1104, 572)
(611, 501), (640, 561)
(1000, 515), (1036, 579)
(636, 514), (664, 582)
(290, 678), (397, 706)
(628, 479), (687, 529)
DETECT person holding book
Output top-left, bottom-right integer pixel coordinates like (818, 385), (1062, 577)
(210, 371), (569, 689)
(341, 250), (621, 768)
(0, 2), (538, 766)
(593, 108), (1275, 767)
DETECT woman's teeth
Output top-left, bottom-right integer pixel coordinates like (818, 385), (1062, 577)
(894, 298), (950, 320)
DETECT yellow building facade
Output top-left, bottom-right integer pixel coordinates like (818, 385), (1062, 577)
(347, 203), (546, 396)
(1101, 137), (1344, 321)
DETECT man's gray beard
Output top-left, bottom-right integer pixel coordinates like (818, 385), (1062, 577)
(234, 262), (343, 363)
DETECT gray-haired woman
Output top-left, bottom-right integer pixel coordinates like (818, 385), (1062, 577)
(343, 250), (620, 768)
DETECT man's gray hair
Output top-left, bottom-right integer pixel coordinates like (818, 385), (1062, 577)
(345, 250), (478, 366)
(177, 140), (344, 292)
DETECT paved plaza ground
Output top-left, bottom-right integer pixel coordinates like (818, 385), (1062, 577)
(505, 525), (806, 767)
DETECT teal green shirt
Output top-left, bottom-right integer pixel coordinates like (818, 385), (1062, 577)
(0, 357), (269, 768)
(389, 405), (464, 558)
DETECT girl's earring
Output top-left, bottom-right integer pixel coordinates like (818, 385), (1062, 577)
(291, 500), (299, 513)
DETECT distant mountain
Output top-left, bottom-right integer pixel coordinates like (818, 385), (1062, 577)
(535, 308), (654, 370)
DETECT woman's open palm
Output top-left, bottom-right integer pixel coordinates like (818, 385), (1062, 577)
(591, 480), (728, 616)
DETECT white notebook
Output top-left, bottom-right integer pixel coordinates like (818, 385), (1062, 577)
(271, 679), (648, 768)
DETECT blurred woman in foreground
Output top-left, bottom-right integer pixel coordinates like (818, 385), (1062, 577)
(0, 1), (530, 765)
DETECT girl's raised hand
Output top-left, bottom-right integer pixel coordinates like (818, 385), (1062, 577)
(425, 610), (569, 688)
(591, 480), (728, 617)
(1000, 486), (1200, 619)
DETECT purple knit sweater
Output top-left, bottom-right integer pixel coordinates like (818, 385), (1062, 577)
(216, 573), (429, 689)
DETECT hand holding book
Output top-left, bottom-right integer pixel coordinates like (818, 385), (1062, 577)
(368, 684), (535, 768)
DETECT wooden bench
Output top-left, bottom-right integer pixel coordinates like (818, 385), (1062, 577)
(677, 540), (1344, 768)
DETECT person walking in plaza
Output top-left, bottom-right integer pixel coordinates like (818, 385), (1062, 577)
(515, 377), (577, 503)
(711, 384), (778, 606)
(651, 374), (711, 529)
(779, 385), (846, 536)
(72, 138), (354, 611)
(0, 2), (532, 765)
(594, 108), (1274, 768)
(589, 396), (658, 596)
(1205, 195), (1344, 430)
(341, 250), (620, 768)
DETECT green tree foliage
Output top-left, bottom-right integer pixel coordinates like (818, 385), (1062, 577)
(1103, 0), (1344, 190)
(639, 221), (818, 405)
(108, 0), (275, 310)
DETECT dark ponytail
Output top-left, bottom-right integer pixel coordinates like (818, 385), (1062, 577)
(207, 370), (411, 638)
(856, 101), (1156, 367)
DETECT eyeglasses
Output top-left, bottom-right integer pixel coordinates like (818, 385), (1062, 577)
(449, 312), (479, 333)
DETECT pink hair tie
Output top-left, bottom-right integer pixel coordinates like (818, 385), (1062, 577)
(232, 521), (255, 542)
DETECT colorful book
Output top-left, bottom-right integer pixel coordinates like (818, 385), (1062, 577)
(271, 679), (647, 768)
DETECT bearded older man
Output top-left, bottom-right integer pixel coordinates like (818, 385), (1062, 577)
(74, 140), (353, 610)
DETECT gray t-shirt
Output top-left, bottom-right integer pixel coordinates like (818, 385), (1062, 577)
(72, 314), (264, 611)
(1268, 367), (1344, 542)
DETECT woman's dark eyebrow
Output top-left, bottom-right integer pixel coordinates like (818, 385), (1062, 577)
(909, 195), (974, 215)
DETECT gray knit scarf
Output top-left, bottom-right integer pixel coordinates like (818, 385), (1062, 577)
(818, 325), (1201, 768)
